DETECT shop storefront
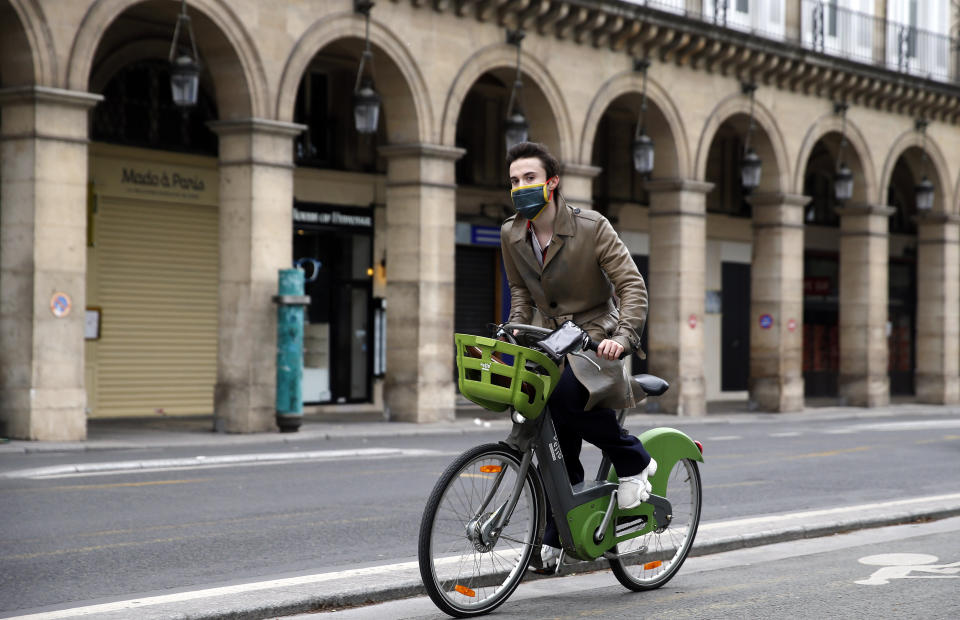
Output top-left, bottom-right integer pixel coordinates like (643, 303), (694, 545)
(85, 144), (219, 417)
(293, 201), (378, 405)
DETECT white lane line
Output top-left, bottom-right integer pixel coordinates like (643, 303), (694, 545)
(0, 448), (448, 480)
(846, 419), (960, 432)
(769, 432), (801, 438)
(707, 435), (743, 441)
(10, 493), (960, 620)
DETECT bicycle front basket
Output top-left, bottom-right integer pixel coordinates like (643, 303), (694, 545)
(454, 333), (561, 420)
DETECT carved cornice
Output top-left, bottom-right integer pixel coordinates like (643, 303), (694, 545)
(391, 0), (960, 124)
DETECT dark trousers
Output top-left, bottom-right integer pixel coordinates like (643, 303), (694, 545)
(541, 363), (651, 548)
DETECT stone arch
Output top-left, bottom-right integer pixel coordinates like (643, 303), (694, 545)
(276, 10), (429, 144)
(441, 44), (573, 162)
(879, 127), (952, 215)
(580, 70), (689, 178)
(0, 0), (56, 86)
(695, 91), (790, 193)
(794, 111), (877, 206)
(66, 0), (266, 119)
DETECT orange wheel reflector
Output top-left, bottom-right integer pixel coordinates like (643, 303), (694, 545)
(454, 585), (476, 597)
(643, 561), (663, 570)
(479, 465), (502, 473)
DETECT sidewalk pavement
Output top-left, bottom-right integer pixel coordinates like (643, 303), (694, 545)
(1, 401), (958, 456)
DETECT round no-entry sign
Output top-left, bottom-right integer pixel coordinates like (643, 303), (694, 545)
(787, 318), (797, 332)
(688, 314), (697, 329)
(759, 313), (773, 329)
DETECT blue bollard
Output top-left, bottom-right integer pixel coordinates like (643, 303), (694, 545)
(273, 268), (311, 432)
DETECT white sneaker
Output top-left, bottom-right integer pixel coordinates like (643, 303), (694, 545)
(529, 544), (561, 574)
(617, 458), (657, 510)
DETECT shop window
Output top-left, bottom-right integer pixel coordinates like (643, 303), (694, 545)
(705, 129), (750, 218)
(455, 76), (509, 188)
(91, 59), (218, 156)
(293, 68), (385, 173)
(592, 113), (650, 216)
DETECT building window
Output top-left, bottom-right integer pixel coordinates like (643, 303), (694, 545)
(293, 67), (385, 173)
(91, 60), (218, 156)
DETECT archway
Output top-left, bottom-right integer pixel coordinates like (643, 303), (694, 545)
(799, 127), (870, 401)
(701, 104), (787, 409)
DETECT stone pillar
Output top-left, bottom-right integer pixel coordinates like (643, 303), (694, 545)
(560, 163), (601, 210)
(645, 179), (713, 416)
(747, 192), (809, 412)
(378, 143), (464, 423)
(0, 86), (101, 440)
(209, 119), (304, 433)
(915, 212), (960, 403)
(838, 204), (894, 407)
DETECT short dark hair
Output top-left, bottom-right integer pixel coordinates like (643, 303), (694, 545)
(506, 141), (561, 180)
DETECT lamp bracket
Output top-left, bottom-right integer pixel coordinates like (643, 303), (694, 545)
(354, 0), (374, 16)
(740, 82), (757, 96)
(915, 118), (929, 132)
(834, 101), (849, 115)
(506, 28), (525, 46)
(633, 57), (651, 73)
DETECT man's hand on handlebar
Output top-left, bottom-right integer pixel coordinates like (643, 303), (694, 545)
(595, 338), (624, 361)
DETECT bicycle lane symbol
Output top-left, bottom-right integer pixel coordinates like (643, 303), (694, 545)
(855, 553), (960, 585)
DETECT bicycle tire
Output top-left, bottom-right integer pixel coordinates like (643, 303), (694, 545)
(418, 443), (542, 617)
(609, 458), (702, 591)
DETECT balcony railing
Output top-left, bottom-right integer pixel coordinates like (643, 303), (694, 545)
(619, 0), (957, 83)
(800, 0), (953, 82)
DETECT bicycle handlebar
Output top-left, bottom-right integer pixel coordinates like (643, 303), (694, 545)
(498, 322), (627, 360)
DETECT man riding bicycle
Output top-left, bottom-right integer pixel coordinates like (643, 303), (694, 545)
(501, 141), (657, 572)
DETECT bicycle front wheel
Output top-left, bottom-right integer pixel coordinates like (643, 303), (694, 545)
(418, 443), (541, 618)
(609, 458), (702, 591)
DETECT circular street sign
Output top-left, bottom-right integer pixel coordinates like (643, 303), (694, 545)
(787, 318), (797, 332)
(759, 313), (773, 330)
(51, 292), (72, 318)
(688, 314), (697, 329)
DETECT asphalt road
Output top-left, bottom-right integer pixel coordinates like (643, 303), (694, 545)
(306, 516), (960, 619)
(1, 410), (959, 616)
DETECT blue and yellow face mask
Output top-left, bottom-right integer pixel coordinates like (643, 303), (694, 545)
(510, 177), (557, 220)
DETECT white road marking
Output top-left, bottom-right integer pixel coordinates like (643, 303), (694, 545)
(0, 448), (450, 480)
(769, 432), (801, 437)
(707, 435), (742, 441)
(846, 419), (960, 432)
(15, 494), (960, 620)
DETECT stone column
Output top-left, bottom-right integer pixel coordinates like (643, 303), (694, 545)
(560, 163), (601, 210)
(209, 119), (304, 433)
(0, 86), (101, 441)
(644, 179), (713, 416)
(915, 212), (960, 403)
(747, 192), (809, 412)
(378, 143), (464, 423)
(838, 204), (894, 407)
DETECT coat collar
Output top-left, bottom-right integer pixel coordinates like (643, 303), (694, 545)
(507, 195), (577, 272)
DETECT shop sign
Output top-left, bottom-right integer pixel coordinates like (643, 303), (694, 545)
(92, 156), (218, 205)
(471, 226), (501, 246)
(294, 202), (373, 230)
(804, 277), (832, 296)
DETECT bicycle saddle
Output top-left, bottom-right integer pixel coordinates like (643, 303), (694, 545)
(631, 373), (669, 396)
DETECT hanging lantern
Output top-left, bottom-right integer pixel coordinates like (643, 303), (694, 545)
(835, 161), (854, 203)
(741, 148), (762, 192)
(168, 0), (201, 107)
(504, 29), (528, 151)
(632, 58), (654, 175)
(632, 131), (655, 176)
(915, 176), (935, 211)
(353, 77), (381, 135)
(504, 106), (529, 151)
(353, 2), (380, 135)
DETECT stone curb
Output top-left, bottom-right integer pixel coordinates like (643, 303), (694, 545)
(29, 496), (959, 620)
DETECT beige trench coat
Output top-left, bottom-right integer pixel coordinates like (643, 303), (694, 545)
(500, 197), (648, 410)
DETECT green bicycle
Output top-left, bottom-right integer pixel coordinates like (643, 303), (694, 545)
(418, 321), (704, 617)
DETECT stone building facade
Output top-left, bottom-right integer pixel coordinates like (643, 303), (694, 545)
(2, 0), (959, 440)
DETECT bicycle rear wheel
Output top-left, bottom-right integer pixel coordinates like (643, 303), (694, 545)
(609, 458), (702, 591)
(418, 443), (541, 617)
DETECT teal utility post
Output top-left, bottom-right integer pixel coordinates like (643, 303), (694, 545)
(272, 268), (311, 432)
